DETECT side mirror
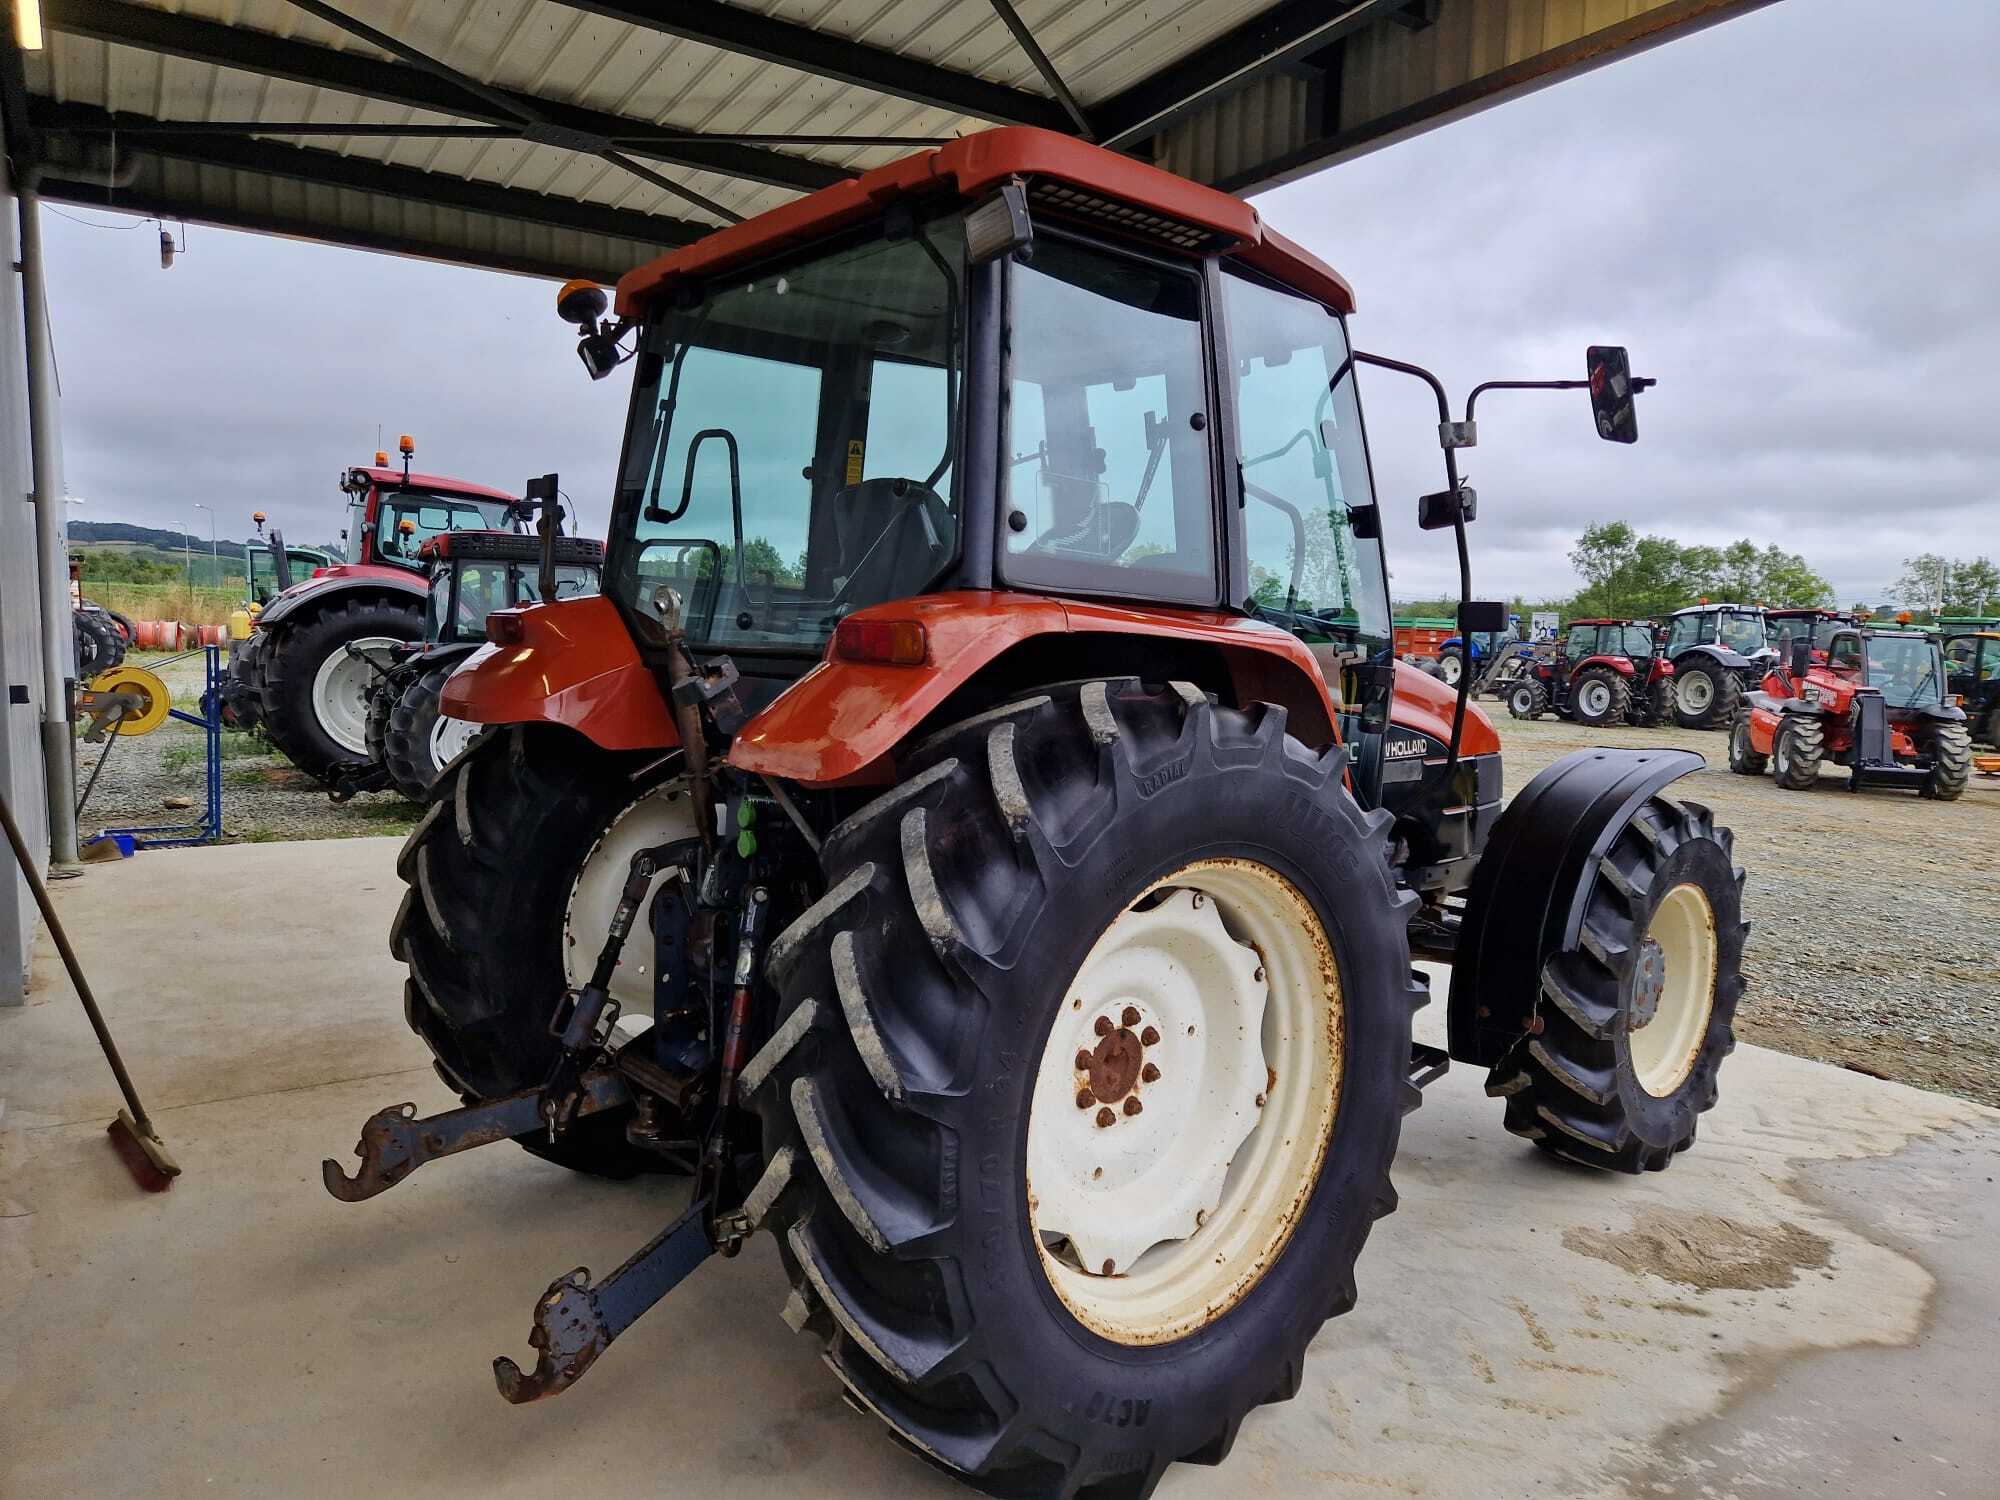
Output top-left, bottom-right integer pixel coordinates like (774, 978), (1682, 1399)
(1789, 637), (1811, 677)
(1587, 345), (1642, 443)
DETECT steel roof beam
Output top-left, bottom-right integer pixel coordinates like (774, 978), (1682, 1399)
(1095, 0), (1401, 148)
(34, 101), (708, 250)
(564, 1), (1073, 133)
(42, 0), (848, 194)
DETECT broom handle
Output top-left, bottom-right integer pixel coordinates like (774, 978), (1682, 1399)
(0, 790), (155, 1135)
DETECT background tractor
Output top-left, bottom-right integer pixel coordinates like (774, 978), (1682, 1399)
(1762, 606), (1854, 668)
(361, 529), (603, 799)
(223, 438), (522, 784)
(1435, 615), (1524, 688)
(1944, 629), (2000, 746)
(1660, 601), (1773, 728)
(329, 130), (1745, 1500)
(1505, 618), (1673, 727)
(1731, 625), (1970, 796)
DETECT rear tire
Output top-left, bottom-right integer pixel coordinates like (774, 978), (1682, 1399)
(1727, 710), (1768, 775)
(1672, 664), (1741, 729)
(1627, 677), (1672, 727)
(748, 681), (1421, 1496)
(391, 724), (691, 1176)
(1772, 716), (1823, 790)
(1508, 680), (1549, 720)
(1982, 704), (2000, 749)
(1571, 668), (1631, 728)
(1487, 798), (1744, 1171)
(1921, 722), (1971, 801)
(261, 598), (422, 782)
(1438, 647), (1465, 686)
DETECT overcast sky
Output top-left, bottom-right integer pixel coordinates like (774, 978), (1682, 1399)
(43, 0), (1999, 606)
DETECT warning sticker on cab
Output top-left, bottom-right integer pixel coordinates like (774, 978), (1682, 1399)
(845, 439), (865, 485)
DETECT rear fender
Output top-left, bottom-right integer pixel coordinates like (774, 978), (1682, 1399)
(1678, 644), (1752, 673)
(256, 572), (425, 629)
(439, 594), (678, 753)
(1446, 747), (1706, 1067)
(728, 591), (1340, 784)
(1575, 653), (1636, 677)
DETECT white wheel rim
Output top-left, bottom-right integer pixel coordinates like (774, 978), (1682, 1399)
(1579, 681), (1611, 716)
(1628, 883), (1718, 1097)
(1678, 673), (1713, 713)
(429, 713), (479, 769)
(1440, 655), (1462, 684)
(1026, 859), (1342, 1346)
(1512, 687), (1534, 714)
(311, 635), (398, 756)
(563, 778), (699, 1018)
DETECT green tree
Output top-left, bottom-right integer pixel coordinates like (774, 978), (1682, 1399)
(1944, 556), (2000, 614)
(1750, 545), (1833, 608)
(1567, 522), (1640, 616)
(1895, 553), (1950, 618)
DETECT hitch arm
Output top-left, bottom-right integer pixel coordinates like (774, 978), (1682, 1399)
(321, 1072), (631, 1202)
(493, 1194), (715, 1403)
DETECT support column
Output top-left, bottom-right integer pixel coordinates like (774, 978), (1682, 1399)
(18, 183), (79, 866)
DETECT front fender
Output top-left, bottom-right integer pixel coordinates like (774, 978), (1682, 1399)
(439, 594), (678, 753)
(1446, 746), (1706, 1066)
(729, 591), (1341, 784)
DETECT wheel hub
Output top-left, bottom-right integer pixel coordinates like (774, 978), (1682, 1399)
(1628, 937), (1667, 1029)
(1079, 1013), (1153, 1112)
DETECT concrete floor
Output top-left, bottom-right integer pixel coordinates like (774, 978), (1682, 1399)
(3, 839), (1996, 1499)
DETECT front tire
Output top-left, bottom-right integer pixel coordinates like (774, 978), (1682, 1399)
(1438, 647), (1465, 686)
(1486, 797), (1744, 1171)
(383, 662), (476, 801)
(1672, 664), (1741, 729)
(1508, 680), (1549, 720)
(391, 724), (694, 1175)
(747, 681), (1422, 1496)
(1921, 722), (1971, 800)
(1772, 716), (1823, 790)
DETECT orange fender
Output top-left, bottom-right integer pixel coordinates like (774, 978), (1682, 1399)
(440, 594), (679, 753)
(729, 591), (1344, 785)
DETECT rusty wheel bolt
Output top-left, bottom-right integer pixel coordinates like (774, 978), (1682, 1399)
(1095, 1106), (1116, 1128)
(1094, 1015), (1114, 1037)
(1121, 1005), (1141, 1027)
(1191, 892), (1205, 909)
(1101, 1259), (1115, 1275)
(1253, 966), (1265, 983)
(1123, 1096), (1143, 1117)
(1140, 1025), (1160, 1047)
(1075, 1088), (1095, 1109)
(1074, 1049), (1093, 1071)
(1254, 1093), (1266, 1108)
(1141, 1062), (1160, 1084)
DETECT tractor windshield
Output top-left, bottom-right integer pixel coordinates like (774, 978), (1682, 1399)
(1718, 610), (1767, 654)
(609, 219), (964, 652)
(1862, 634), (1946, 708)
(376, 494), (518, 565)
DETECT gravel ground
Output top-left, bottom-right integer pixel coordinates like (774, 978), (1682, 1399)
(74, 650), (421, 844)
(1493, 709), (2000, 1108)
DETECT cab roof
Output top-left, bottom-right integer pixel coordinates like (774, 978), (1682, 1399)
(614, 126), (1354, 320)
(1567, 617), (1652, 627)
(418, 531), (604, 565)
(1669, 602), (1758, 615)
(346, 466), (519, 504)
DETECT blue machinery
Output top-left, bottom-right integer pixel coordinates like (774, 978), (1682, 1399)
(79, 645), (225, 850)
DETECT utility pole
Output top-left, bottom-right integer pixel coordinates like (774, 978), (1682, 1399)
(182, 522), (193, 614)
(194, 501), (217, 587)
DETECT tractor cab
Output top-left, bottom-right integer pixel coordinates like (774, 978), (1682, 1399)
(417, 530), (604, 649)
(1942, 629), (2000, 745)
(338, 436), (524, 576)
(1763, 607), (1853, 665)
(246, 541), (336, 606)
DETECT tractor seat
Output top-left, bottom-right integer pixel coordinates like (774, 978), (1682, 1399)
(830, 476), (956, 606)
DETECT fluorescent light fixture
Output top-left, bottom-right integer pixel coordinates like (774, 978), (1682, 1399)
(15, 0), (45, 50)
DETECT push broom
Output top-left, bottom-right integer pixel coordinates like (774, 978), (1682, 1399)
(1, 789), (180, 1191)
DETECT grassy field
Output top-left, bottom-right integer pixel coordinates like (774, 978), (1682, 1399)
(81, 582), (243, 625)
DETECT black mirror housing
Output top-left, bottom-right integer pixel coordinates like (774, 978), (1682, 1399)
(1417, 485), (1475, 531)
(1587, 345), (1640, 443)
(1789, 637), (1811, 677)
(1459, 600), (1507, 635)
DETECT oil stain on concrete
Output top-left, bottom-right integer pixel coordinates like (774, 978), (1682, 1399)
(1561, 1208), (1833, 1293)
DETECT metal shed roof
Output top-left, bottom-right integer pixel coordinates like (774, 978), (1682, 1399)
(3, 0), (1769, 284)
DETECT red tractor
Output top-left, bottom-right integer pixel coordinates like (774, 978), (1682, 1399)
(1505, 618), (1674, 726)
(225, 437), (523, 784)
(1731, 625), (1971, 797)
(323, 130), (1745, 1497)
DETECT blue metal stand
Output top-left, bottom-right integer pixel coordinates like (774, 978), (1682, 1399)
(107, 644), (224, 849)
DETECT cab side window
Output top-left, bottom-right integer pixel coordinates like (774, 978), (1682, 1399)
(1665, 614), (1699, 654)
(1829, 634), (1862, 673)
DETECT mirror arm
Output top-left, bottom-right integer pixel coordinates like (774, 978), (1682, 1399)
(1464, 375), (1655, 425)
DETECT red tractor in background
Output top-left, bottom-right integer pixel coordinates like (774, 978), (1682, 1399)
(1505, 617), (1674, 726)
(1731, 624), (1970, 797)
(224, 437), (523, 785)
(320, 129), (1745, 1499)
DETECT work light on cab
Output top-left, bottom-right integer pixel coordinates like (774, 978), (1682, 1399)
(555, 278), (632, 381)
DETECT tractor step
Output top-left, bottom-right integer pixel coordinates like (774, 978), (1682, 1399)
(493, 1195), (715, 1403)
(1408, 1042), (1450, 1091)
(320, 1071), (631, 1201)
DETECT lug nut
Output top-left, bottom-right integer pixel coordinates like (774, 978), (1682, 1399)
(1101, 1259), (1116, 1275)
(1141, 1063), (1160, 1084)
(1121, 1005), (1141, 1027)
(1123, 1096), (1143, 1117)
(1075, 1088), (1095, 1109)
(1074, 1049), (1093, 1071)
(1094, 1015), (1114, 1037)
(1140, 1025), (1160, 1047)
(1095, 1106), (1116, 1128)
(1253, 966), (1265, 983)
(1191, 893), (1205, 909)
